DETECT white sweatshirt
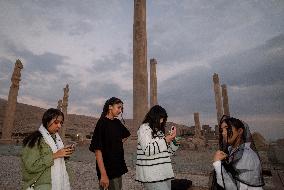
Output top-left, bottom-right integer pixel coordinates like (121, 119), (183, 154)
(136, 123), (179, 183)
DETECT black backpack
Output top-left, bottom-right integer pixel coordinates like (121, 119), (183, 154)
(171, 179), (192, 190)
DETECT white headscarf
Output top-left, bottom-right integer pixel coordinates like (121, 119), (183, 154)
(38, 125), (71, 190)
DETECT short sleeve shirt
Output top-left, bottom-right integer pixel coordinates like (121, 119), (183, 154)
(89, 117), (131, 179)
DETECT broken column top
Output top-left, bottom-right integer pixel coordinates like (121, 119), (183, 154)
(213, 73), (220, 83)
(57, 99), (62, 110)
(63, 84), (69, 96)
(11, 59), (24, 87)
(150, 58), (157, 64)
(15, 59), (23, 68)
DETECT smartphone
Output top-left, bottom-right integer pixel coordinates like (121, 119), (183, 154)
(168, 126), (175, 135)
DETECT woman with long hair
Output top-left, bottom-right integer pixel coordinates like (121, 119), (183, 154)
(89, 97), (130, 190)
(136, 105), (179, 190)
(212, 115), (265, 190)
(21, 108), (73, 190)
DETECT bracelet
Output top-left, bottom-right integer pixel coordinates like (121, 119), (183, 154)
(172, 139), (179, 146)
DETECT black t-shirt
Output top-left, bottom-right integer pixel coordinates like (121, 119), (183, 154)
(89, 117), (131, 179)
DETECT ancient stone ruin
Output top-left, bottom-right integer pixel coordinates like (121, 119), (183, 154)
(150, 58), (158, 108)
(221, 84), (230, 116)
(192, 112), (206, 149)
(57, 99), (63, 110)
(60, 84), (69, 141)
(212, 73), (223, 123)
(1, 60), (23, 144)
(133, 0), (148, 131)
(212, 74), (231, 138)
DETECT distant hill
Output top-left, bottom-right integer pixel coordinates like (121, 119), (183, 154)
(0, 98), (189, 137)
(0, 98), (98, 135)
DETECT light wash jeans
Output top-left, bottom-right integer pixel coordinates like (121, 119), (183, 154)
(143, 180), (171, 190)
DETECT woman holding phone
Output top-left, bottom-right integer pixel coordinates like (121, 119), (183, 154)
(21, 108), (74, 190)
(136, 105), (180, 190)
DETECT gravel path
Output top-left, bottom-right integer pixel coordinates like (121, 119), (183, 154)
(0, 155), (210, 190)
(0, 142), (275, 190)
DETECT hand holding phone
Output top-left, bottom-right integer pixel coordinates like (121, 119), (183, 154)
(170, 126), (176, 135)
(67, 142), (77, 152)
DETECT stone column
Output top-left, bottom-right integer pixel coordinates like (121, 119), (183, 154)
(194, 112), (201, 138)
(150, 58), (157, 108)
(60, 84), (69, 141)
(221, 84), (230, 116)
(215, 125), (219, 138)
(1, 60), (23, 144)
(133, 0), (148, 129)
(213, 73), (223, 124)
(57, 99), (63, 111)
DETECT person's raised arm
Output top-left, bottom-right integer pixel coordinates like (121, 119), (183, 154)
(213, 150), (237, 190)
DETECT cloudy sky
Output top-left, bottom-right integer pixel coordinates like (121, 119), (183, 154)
(0, 0), (283, 140)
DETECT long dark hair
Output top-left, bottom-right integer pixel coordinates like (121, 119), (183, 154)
(142, 105), (168, 137)
(100, 97), (125, 123)
(218, 115), (245, 189)
(23, 108), (64, 148)
(219, 115), (245, 153)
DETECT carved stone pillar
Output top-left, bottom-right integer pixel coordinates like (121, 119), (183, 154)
(1, 60), (23, 144)
(150, 58), (157, 108)
(60, 84), (69, 141)
(57, 99), (63, 111)
(194, 112), (201, 138)
(213, 73), (223, 124)
(221, 84), (230, 116)
(133, 0), (148, 130)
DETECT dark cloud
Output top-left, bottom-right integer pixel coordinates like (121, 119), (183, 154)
(159, 66), (215, 119)
(4, 41), (69, 74)
(92, 51), (130, 71)
(66, 80), (133, 117)
(229, 84), (284, 115)
(24, 52), (68, 73)
(159, 34), (284, 119)
(148, 0), (284, 65)
(0, 58), (14, 95)
(0, 57), (13, 76)
(214, 33), (284, 87)
(0, 41), (73, 102)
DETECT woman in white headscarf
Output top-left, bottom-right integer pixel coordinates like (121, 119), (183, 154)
(212, 115), (265, 190)
(21, 108), (74, 190)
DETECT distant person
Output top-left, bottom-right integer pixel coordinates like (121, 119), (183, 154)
(136, 105), (180, 190)
(212, 115), (265, 190)
(89, 97), (130, 190)
(21, 108), (74, 190)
